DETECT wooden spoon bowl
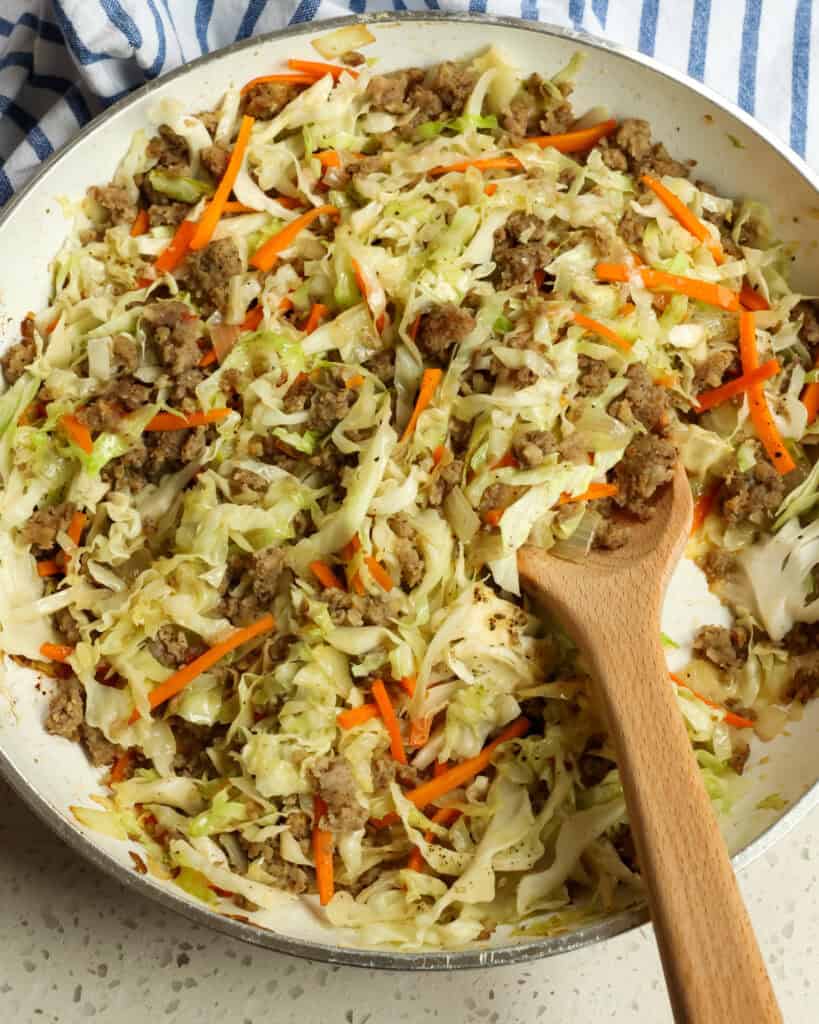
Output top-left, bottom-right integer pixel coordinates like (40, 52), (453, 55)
(518, 463), (780, 1024)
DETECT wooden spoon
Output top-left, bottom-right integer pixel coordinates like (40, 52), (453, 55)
(517, 462), (781, 1024)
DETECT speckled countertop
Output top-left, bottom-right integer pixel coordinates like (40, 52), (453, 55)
(0, 779), (815, 1023)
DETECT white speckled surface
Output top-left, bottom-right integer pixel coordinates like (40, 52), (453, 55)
(0, 778), (814, 1022)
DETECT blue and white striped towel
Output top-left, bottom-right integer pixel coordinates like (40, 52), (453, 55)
(0, 1), (815, 207)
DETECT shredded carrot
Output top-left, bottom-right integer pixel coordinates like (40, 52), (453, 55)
(310, 560), (345, 590)
(618, 302), (636, 316)
(315, 149), (342, 168)
(433, 760), (449, 778)
(40, 642), (74, 662)
(239, 306), (264, 333)
(491, 451), (518, 470)
(345, 374), (365, 389)
(351, 259), (385, 332)
(400, 368), (443, 444)
(406, 718), (530, 809)
(694, 358), (780, 412)
(272, 194), (304, 210)
(802, 352), (819, 424)
(483, 507), (505, 527)
(221, 201), (257, 215)
(595, 263), (741, 312)
(240, 73), (316, 95)
(349, 572), (365, 596)
(654, 373), (678, 389)
(408, 315), (422, 342)
(409, 716), (432, 747)
(312, 796), (335, 906)
(406, 805), (461, 873)
(190, 115), (255, 251)
(365, 555), (394, 592)
(130, 208), (149, 237)
(432, 444), (448, 466)
(340, 535), (361, 561)
(130, 614), (275, 722)
(250, 204), (339, 272)
(37, 559), (62, 578)
(287, 58), (359, 81)
(670, 673), (755, 729)
(136, 276), (154, 289)
(691, 486), (718, 535)
(484, 182), (498, 196)
(371, 679), (407, 764)
(154, 219), (197, 274)
(641, 174), (724, 263)
(529, 118), (617, 152)
(278, 296), (294, 312)
(60, 414), (93, 455)
(739, 283), (770, 312)
(738, 310), (796, 475)
(398, 675), (416, 698)
(571, 311), (632, 353)
(108, 750), (133, 784)
(337, 704), (380, 729)
(66, 511), (86, 546)
(301, 303), (328, 334)
(144, 409), (231, 431)
(557, 483), (618, 506)
(429, 155), (523, 177)
(198, 349), (218, 368)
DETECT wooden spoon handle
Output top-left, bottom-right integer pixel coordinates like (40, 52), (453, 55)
(585, 617), (781, 1024)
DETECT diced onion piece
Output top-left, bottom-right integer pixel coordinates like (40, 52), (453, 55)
(311, 24), (375, 60)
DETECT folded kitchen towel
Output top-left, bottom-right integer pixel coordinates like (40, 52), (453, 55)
(0, 0), (815, 205)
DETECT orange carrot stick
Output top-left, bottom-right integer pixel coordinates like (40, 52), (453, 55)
(406, 805), (461, 873)
(287, 58), (359, 81)
(527, 118), (617, 152)
(557, 483), (618, 505)
(60, 414), (93, 454)
(670, 673), (755, 729)
(310, 560), (345, 590)
(337, 704), (380, 729)
(641, 175), (724, 263)
(312, 796), (334, 906)
(491, 451), (518, 470)
(429, 155), (523, 177)
(37, 559), (62, 578)
(351, 259), (385, 333)
(371, 679), (407, 764)
(571, 311), (633, 353)
(108, 750), (133, 784)
(154, 219), (197, 274)
(240, 73), (316, 95)
(690, 486), (718, 535)
(221, 201), (257, 214)
(250, 204), (339, 273)
(400, 368), (443, 443)
(345, 374), (365, 389)
(595, 263), (741, 312)
(198, 349), (218, 368)
(694, 359), (780, 412)
(301, 303), (328, 334)
(190, 115), (255, 251)
(340, 535), (361, 561)
(483, 507), (505, 527)
(484, 182), (498, 196)
(66, 511), (86, 546)
(144, 409), (231, 431)
(130, 208), (149, 237)
(738, 311), (795, 474)
(739, 283), (770, 312)
(409, 716), (432, 747)
(130, 614), (275, 722)
(398, 675), (416, 698)
(40, 642), (74, 662)
(241, 305), (264, 332)
(406, 718), (530, 808)
(802, 356), (819, 424)
(432, 444), (448, 466)
(364, 556), (394, 592)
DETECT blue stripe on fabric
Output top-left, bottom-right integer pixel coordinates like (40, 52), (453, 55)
(194, 0), (214, 54)
(349, 1), (366, 14)
(52, 2), (111, 64)
(0, 97), (53, 159)
(469, 0), (487, 11)
(569, 0), (585, 27)
(0, 52), (78, 95)
(64, 85), (93, 127)
(521, 0), (539, 19)
(237, 0), (266, 40)
(99, 0), (142, 48)
(638, 0), (660, 56)
(424, 0), (441, 10)
(687, 0), (710, 80)
(159, 0), (185, 60)
(0, 168), (13, 207)
(291, 0), (322, 22)
(739, 0), (762, 114)
(0, 16), (12, 37)
(791, 0), (811, 156)
(17, 12), (63, 45)
(591, 0), (608, 28)
(144, 0), (166, 79)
